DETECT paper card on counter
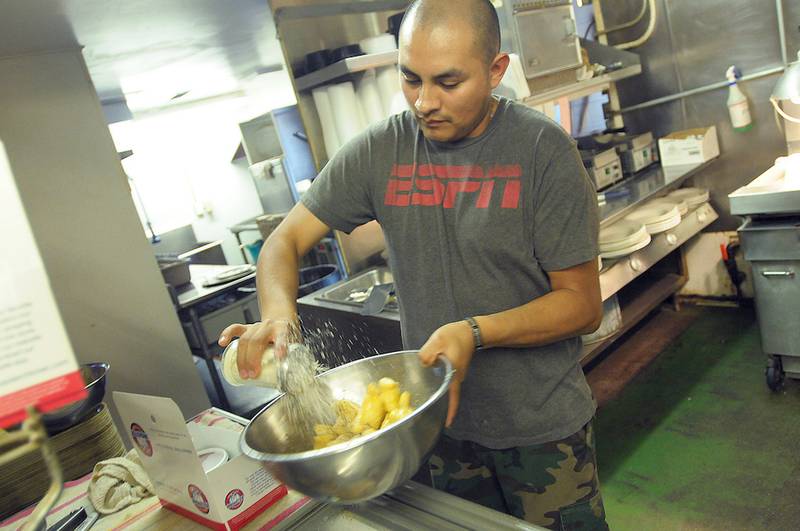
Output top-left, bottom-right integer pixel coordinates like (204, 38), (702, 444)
(0, 139), (85, 428)
(114, 392), (287, 531)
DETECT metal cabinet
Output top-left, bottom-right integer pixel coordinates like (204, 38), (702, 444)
(739, 219), (800, 383)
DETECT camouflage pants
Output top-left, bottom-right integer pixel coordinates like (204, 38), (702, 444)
(428, 421), (608, 530)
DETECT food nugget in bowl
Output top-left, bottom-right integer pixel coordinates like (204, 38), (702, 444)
(240, 351), (453, 504)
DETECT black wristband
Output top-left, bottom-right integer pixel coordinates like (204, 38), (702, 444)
(465, 317), (483, 350)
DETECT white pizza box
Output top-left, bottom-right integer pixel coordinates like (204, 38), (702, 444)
(658, 126), (720, 166)
(114, 392), (287, 530)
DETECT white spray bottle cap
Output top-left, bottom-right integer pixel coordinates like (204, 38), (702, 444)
(726, 65), (741, 85)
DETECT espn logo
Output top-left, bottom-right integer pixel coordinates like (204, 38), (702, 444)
(384, 163), (521, 209)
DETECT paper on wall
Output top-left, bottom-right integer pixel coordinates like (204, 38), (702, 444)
(0, 139), (85, 428)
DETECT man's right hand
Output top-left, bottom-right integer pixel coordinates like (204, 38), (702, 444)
(218, 319), (296, 379)
(218, 203), (331, 380)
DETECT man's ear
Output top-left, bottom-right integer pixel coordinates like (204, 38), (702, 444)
(489, 53), (511, 89)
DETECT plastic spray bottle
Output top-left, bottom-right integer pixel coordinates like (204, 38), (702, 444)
(726, 65), (752, 132)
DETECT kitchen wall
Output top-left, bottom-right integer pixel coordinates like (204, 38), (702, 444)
(109, 70), (297, 264)
(599, 0), (796, 231)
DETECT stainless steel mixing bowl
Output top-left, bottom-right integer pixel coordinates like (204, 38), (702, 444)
(240, 350), (453, 504)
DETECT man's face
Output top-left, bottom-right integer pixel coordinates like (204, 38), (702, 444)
(399, 21), (503, 142)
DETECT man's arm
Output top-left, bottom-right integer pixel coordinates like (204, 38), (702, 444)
(218, 203), (331, 378)
(419, 259), (601, 426)
(256, 203), (332, 321)
(476, 259), (602, 348)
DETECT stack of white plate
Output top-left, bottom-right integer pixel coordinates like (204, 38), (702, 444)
(624, 202), (681, 234)
(599, 219), (652, 259)
(648, 196), (688, 217)
(667, 187), (710, 207)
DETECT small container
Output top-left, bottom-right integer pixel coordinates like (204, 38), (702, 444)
(221, 339), (280, 388)
(220, 340), (317, 390)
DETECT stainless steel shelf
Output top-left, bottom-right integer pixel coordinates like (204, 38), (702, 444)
(599, 202), (718, 301)
(294, 51), (398, 92)
(274, 0), (409, 22)
(521, 39), (641, 106)
(582, 273), (686, 366)
(523, 64), (641, 107)
(599, 158), (717, 228)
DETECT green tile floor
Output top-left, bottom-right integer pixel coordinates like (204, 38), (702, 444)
(595, 306), (800, 531)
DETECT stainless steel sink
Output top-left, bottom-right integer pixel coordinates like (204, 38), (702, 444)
(315, 267), (396, 310)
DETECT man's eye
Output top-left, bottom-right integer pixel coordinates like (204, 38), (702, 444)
(441, 82), (460, 89)
(403, 77), (421, 85)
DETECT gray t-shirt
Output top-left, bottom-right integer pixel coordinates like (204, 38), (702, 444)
(302, 98), (599, 448)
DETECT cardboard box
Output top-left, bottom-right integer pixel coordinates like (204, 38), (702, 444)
(658, 126), (720, 166)
(114, 392), (287, 530)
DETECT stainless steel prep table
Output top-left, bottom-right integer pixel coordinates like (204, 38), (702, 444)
(175, 264), (258, 410)
(22, 477), (546, 530)
(276, 481), (545, 530)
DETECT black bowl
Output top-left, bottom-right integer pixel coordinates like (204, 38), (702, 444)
(42, 362), (109, 434)
(330, 44), (364, 63)
(387, 12), (406, 43)
(305, 49), (333, 73)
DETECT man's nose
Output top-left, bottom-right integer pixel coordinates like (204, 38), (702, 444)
(415, 85), (439, 115)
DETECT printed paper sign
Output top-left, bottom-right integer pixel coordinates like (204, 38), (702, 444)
(0, 139), (86, 428)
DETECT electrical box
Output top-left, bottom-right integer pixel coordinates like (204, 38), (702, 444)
(499, 0), (582, 79)
(238, 113), (282, 166)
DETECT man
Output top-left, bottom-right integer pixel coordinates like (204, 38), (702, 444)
(220, 0), (608, 528)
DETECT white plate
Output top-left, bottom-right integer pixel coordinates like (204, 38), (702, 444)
(668, 187), (709, 206)
(645, 213), (682, 234)
(625, 203), (680, 224)
(198, 447), (229, 473)
(599, 230), (650, 252)
(599, 232), (652, 258)
(648, 197), (688, 217)
(599, 220), (648, 246)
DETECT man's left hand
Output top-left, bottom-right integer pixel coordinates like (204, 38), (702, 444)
(418, 320), (476, 427)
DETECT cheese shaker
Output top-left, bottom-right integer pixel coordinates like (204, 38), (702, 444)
(220, 339), (315, 391)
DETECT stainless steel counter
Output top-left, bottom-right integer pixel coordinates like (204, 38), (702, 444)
(297, 269), (402, 364)
(277, 481), (545, 530)
(298, 267), (399, 321)
(599, 159), (716, 227)
(175, 264), (257, 309)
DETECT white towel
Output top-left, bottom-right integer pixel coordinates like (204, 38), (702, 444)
(88, 449), (154, 515)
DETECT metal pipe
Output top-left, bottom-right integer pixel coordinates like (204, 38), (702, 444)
(616, 66), (786, 114)
(597, 0), (647, 36)
(777, 0), (788, 66)
(615, 0), (657, 50)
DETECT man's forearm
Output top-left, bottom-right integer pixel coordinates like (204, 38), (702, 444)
(476, 288), (601, 349)
(256, 235), (302, 319)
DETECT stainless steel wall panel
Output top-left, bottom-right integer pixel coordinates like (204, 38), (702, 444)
(607, 0), (684, 111)
(599, 0), (791, 231)
(668, 0), (782, 88)
(783, 0), (800, 62)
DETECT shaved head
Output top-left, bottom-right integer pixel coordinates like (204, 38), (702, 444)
(397, 0), (509, 142)
(400, 0), (501, 64)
